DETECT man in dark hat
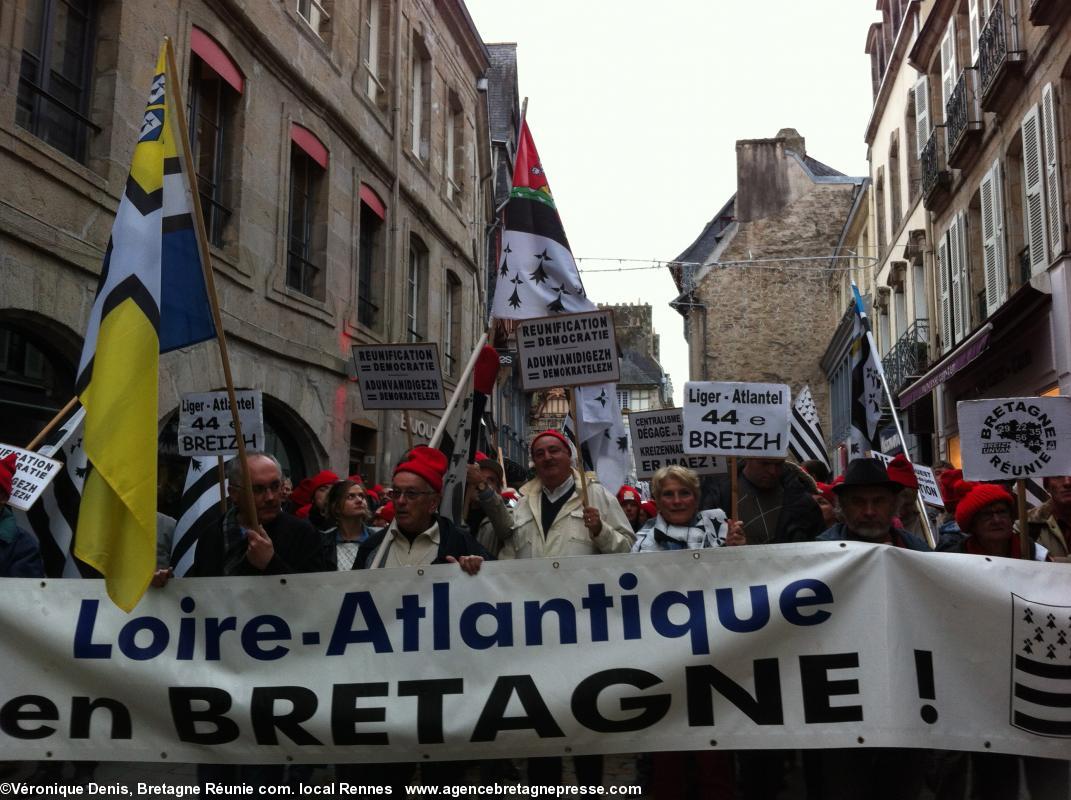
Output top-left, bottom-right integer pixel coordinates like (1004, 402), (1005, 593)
(817, 458), (930, 550)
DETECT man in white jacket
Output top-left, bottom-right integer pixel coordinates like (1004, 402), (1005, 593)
(498, 430), (635, 560)
(497, 430), (634, 786)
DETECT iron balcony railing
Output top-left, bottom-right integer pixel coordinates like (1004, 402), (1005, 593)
(946, 71), (970, 152)
(978, 0), (1008, 94)
(921, 129), (943, 199)
(881, 319), (931, 395)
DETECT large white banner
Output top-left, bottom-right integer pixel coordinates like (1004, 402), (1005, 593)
(1, 545), (1069, 763)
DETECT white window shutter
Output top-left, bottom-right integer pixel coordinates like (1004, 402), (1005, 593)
(981, 161), (1008, 315)
(985, 158), (1002, 306)
(949, 213), (970, 343)
(940, 17), (958, 113)
(938, 234), (953, 353)
(1022, 104), (1049, 273)
(1042, 83), (1064, 259)
(968, 0), (981, 67)
(915, 75), (931, 159)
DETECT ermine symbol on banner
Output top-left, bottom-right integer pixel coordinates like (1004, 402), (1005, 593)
(1011, 594), (1071, 738)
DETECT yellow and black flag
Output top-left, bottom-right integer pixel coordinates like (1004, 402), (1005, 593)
(74, 44), (215, 611)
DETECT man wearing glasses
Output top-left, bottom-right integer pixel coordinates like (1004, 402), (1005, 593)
(190, 451), (325, 576)
(355, 446), (489, 572)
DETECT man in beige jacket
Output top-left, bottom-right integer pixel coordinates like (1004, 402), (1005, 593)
(498, 430), (635, 560)
(496, 430), (634, 787)
(1024, 474), (1071, 562)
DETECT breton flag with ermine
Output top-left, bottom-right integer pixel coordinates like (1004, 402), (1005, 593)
(788, 385), (831, 470)
(1010, 594), (1071, 737)
(848, 282), (885, 458)
(169, 456), (232, 578)
(74, 43), (216, 611)
(490, 119), (594, 319)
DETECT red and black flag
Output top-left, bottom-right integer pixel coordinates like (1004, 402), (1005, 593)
(491, 120), (593, 318)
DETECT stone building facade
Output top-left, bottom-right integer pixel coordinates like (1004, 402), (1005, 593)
(905, 0), (1071, 465)
(670, 129), (867, 436)
(1, 0), (494, 506)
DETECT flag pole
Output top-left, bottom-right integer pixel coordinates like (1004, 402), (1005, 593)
(25, 397), (80, 451)
(568, 387), (590, 507)
(850, 281), (936, 549)
(164, 38), (257, 528)
(1016, 480), (1031, 559)
(429, 332), (489, 449)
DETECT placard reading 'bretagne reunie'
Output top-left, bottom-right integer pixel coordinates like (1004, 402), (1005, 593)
(628, 408), (726, 479)
(177, 390), (264, 457)
(517, 310), (620, 391)
(0, 443), (62, 512)
(682, 382), (791, 458)
(872, 452), (944, 508)
(353, 343), (446, 410)
(957, 396), (1071, 481)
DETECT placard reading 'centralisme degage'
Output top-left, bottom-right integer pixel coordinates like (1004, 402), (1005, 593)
(517, 310), (620, 391)
(353, 343), (446, 410)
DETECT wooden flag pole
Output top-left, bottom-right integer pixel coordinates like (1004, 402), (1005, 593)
(403, 411), (414, 452)
(165, 38), (257, 528)
(730, 456), (739, 522)
(568, 387), (589, 507)
(429, 331), (489, 449)
(217, 457), (228, 517)
(25, 396), (80, 451)
(1017, 480), (1031, 560)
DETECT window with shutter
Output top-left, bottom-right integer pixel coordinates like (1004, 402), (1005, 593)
(940, 17), (958, 114)
(1021, 104), (1049, 274)
(981, 160), (1008, 315)
(938, 235), (953, 353)
(1041, 83), (1064, 259)
(956, 211), (972, 340)
(949, 214), (967, 343)
(968, 0), (981, 66)
(915, 75), (930, 160)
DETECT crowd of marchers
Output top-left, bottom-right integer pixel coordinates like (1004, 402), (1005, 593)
(0, 436), (1069, 799)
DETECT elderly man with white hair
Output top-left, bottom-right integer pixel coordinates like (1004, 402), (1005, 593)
(496, 429), (635, 789)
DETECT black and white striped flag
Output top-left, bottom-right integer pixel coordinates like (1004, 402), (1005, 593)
(170, 456), (231, 576)
(14, 406), (98, 578)
(789, 385), (831, 470)
(1011, 594), (1071, 737)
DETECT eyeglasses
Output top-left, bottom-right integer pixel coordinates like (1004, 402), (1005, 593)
(387, 487), (438, 501)
(975, 509), (1013, 521)
(251, 481), (282, 496)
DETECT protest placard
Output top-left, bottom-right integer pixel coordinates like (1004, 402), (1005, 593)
(682, 382), (791, 457)
(517, 310), (619, 391)
(353, 343), (446, 410)
(628, 408), (726, 479)
(178, 389), (264, 457)
(0, 443), (62, 511)
(871, 452), (944, 508)
(957, 396), (1071, 481)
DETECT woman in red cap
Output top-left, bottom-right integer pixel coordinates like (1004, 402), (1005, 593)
(938, 482), (1051, 561)
(932, 481), (1066, 800)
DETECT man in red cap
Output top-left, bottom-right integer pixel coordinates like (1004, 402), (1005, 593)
(616, 484), (643, 532)
(305, 469), (340, 533)
(0, 453), (44, 578)
(498, 430), (634, 560)
(885, 452), (927, 539)
(498, 430), (634, 788)
(355, 446), (489, 572)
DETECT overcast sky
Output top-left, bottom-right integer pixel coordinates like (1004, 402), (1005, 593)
(466, 0), (881, 404)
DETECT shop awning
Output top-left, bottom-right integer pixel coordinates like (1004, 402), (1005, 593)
(898, 323), (992, 408)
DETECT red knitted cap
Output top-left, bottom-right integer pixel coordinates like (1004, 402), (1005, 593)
(374, 501), (395, 524)
(393, 446), (448, 493)
(0, 452), (16, 497)
(955, 483), (1014, 532)
(640, 501), (657, 518)
(531, 430), (570, 455)
(886, 453), (918, 489)
(307, 470), (339, 494)
(617, 485), (641, 503)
